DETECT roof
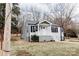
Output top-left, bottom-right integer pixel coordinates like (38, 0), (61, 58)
(27, 20), (39, 25)
(27, 20), (59, 27)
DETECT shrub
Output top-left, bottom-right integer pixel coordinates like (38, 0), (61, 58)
(31, 35), (39, 42)
(65, 29), (78, 38)
(50, 40), (55, 42)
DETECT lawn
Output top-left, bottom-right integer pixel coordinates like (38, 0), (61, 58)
(11, 37), (79, 56)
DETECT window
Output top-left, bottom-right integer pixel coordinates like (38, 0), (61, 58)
(40, 26), (45, 29)
(31, 26), (38, 32)
(51, 26), (58, 32)
(43, 27), (45, 29)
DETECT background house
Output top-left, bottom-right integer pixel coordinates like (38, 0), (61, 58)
(19, 18), (64, 41)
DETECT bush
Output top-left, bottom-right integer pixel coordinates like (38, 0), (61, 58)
(50, 40), (55, 42)
(31, 35), (39, 42)
(65, 29), (78, 38)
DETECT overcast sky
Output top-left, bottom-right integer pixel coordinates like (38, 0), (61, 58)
(19, 3), (79, 23)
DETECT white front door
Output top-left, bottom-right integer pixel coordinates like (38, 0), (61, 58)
(39, 26), (50, 35)
(42, 28), (46, 35)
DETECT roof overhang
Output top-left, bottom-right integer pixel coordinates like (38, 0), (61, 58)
(38, 20), (52, 25)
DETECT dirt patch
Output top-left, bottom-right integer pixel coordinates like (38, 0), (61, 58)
(15, 50), (32, 56)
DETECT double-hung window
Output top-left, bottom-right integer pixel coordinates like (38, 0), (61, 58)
(31, 26), (38, 32)
(51, 26), (58, 32)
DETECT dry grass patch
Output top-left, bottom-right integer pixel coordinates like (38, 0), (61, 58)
(11, 39), (79, 56)
(11, 36), (79, 56)
(11, 36), (20, 41)
(15, 50), (32, 56)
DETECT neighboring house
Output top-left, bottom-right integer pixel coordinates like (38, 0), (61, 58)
(20, 19), (64, 42)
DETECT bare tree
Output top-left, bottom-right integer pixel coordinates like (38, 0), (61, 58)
(30, 6), (41, 21)
(47, 3), (76, 32)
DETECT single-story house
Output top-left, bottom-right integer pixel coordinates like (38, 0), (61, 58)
(20, 19), (64, 42)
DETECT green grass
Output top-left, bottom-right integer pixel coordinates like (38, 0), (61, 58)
(11, 40), (79, 56)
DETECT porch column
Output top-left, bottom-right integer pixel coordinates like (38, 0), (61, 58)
(58, 27), (62, 41)
(38, 24), (39, 34)
(50, 24), (52, 32)
(29, 25), (31, 42)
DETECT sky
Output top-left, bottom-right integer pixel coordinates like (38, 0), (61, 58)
(19, 3), (79, 23)
(19, 3), (52, 14)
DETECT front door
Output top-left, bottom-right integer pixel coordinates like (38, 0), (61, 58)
(39, 25), (50, 35)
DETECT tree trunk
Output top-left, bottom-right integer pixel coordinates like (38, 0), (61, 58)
(2, 3), (12, 55)
(0, 29), (4, 50)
